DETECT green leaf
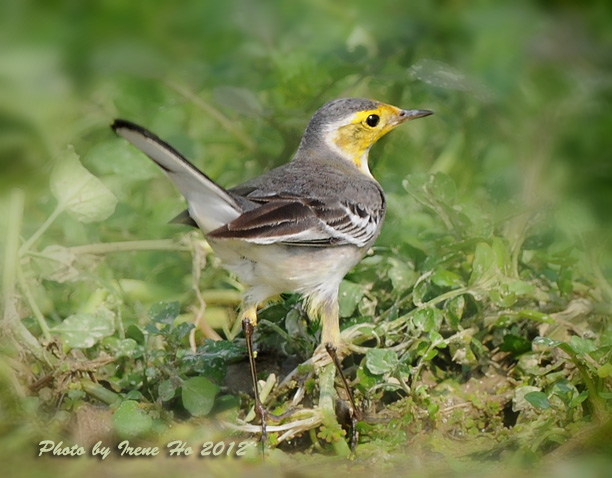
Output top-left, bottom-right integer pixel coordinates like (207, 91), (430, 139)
(169, 322), (195, 343)
(507, 280), (536, 296)
(429, 172), (457, 205)
(413, 307), (443, 333)
(413, 340), (430, 359)
(569, 336), (597, 355)
(454, 203), (490, 237)
(356, 366), (378, 393)
(489, 287), (517, 307)
(126, 324), (146, 344)
(568, 390), (589, 408)
(52, 309), (115, 348)
(285, 307), (302, 337)
(84, 139), (159, 181)
(148, 301), (180, 325)
(427, 401), (440, 418)
(181, 376), (219, 417)
(365, 348), (399, 375)
(429, 330), (447, 348)
(553, 380), (573, 396)
(125, 390), (143, 401)
(338, 280), (364, 318)
(113, 400), (153, 438)
(102, 337), (139, 358)
(500, 334), (532, 356)
(524, 391), (552, 409)
(50, 146), (118, 223)
(445, 295), (465, 328)
(158, 379), (177, 402)
(431, 269), (464, 288)
(412, 280), (429, 305)
(533, 336), (561, 348)
(597, 363), (612, 378)
(552, 381), (575, 406)
(181, 355), (225, 384)
(423, 348), (439, 361)
(469, 242), (498, 286)
(387, 258), (418, 292)
(402, 173), (429, 202)
(195, 339), (247, 362)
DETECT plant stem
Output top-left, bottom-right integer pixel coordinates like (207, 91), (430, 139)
(81, 378), (120, 405)
(3, 189), (24, 304)
(18, 203), (63, 255)
(318, 363), (351, 457)
(16, 267), (52, 341)
(559, 343), (607, 424)
(3, 189), (54, 365)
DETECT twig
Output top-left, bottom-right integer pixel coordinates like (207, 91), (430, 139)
(189, 240), (222, 350)
(67, 239), (191, 255)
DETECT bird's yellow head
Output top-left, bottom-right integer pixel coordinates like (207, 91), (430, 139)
(299, 98), (433, 177)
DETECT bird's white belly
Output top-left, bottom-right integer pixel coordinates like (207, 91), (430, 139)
(208, 239), (363, 306)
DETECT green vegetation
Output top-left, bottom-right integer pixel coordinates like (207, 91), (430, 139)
(1, 1), (611, 476)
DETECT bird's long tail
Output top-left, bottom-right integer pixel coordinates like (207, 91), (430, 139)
(111, 119), (242, 232)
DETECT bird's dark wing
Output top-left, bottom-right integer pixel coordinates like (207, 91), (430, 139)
(208, 194), (384, 248)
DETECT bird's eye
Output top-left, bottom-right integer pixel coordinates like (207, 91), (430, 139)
(365, 114), (380, 127)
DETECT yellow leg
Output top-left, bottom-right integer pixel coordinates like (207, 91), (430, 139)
(320, 299), (340, 347)
(242, 304), (258, 326)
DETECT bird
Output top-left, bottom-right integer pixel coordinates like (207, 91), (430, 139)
(111, 97), (433, 447)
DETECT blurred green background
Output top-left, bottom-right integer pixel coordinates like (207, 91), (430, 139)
(1, 0), (611, 477)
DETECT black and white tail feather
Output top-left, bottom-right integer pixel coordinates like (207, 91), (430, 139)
(111, 120), (243, 232)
